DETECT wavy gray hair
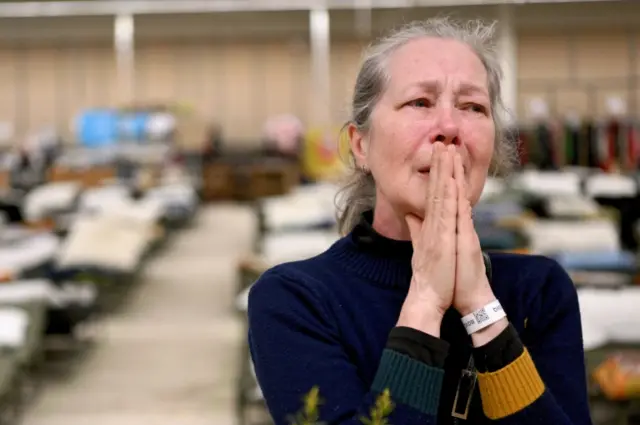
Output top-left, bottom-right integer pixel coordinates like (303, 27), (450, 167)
(335, 17), (517, 235)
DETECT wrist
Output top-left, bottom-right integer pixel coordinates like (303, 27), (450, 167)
(456, 289), (497, 317)
(397, 296), (445, 337)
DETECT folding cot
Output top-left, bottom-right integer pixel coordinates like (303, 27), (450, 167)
(142, 182), (199, 229)
(236, 183), (341, 425)
(235, 231), (340, 425)
(0, 210), (100, 352)
(112, 143), (200, 228)
(584, 173), (640, 251)
(255, 182), (338, 243)
(0, 306), (30, 424)
(80, 178), (197, 231)
(510, 169), (593, 218)
(0, 281), (52, 367)
(0, 279), (60, 413)
(0, 228), (59, 281)
(55, 193), (164, 314)
(21, 182), (82, 232)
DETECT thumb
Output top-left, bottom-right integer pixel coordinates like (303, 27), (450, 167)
(404, 214), (423, 246)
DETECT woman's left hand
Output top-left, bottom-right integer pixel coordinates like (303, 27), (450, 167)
(452, 151), (496, 317)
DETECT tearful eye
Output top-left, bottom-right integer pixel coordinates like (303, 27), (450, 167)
(407, 98), (432, 108)
(463, 103), (488, 115)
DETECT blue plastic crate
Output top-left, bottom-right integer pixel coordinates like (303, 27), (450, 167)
(76, 109), (119, 147)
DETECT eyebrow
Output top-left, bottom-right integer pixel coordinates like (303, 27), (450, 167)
(406, 80), (489, 98)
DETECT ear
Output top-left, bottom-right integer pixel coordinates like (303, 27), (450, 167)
(348, 123), (369, 168)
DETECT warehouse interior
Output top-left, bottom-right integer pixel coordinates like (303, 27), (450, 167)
(0, 0), (639, 424)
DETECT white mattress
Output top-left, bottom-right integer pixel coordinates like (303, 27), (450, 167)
(0, 233), (59, 275)
(80, 183), (181, 219)
(0, 307), (29, 348)
(144, 183), (198, 210)
(524, 219), (619, 253)
(261, 231), (339, 266)
(585, 174), (637, 198)
(579, 287), (640, 349)
(51, 282), (98, 308)
(110, 198), (164, 224)
(262, 185), (338, 232)
(23, 182), (81, 222)
(56, 212), (155, 273)
(263, 200), (335, 232)
(0, 279), (57, 304)
(78, 185), (131, 214)
(512, 170), (582, 197)
(547, 195), (600, 218)
(0, 279), (96, 309)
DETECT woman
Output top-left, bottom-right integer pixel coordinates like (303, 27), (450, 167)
(248, 17), (592, 425)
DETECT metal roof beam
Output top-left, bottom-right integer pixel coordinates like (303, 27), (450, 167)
(0, 0), (618, 18)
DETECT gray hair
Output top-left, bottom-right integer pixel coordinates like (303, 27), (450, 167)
(335, 16), (518, 235)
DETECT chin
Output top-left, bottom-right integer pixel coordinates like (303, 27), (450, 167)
(403, 199), (428, 220)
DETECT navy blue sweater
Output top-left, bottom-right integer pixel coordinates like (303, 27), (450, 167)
(248, 218), (592, 425)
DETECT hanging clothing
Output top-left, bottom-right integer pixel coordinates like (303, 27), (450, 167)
(535, 122), (557, 170)
(621, 121), (640, 172)
(584, 120), (600, 168)
(596, 122), (609, 172)
(629, 122), (640, 171)
(563, 121), (581, 167)
(602, 119), (626, 172)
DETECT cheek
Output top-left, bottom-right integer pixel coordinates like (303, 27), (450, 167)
(465, 125), (495, 169)
(464, 125), (494, 203)
(368, 122), (415, 171)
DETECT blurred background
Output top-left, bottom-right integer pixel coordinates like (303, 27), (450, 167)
(0, 0), (639, 424)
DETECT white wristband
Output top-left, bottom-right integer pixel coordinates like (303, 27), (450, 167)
(461, 299), (506, 335)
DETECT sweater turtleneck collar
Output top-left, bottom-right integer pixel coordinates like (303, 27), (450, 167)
(328, 210), (414, 289)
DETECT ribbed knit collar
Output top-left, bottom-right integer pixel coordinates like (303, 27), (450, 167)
(328, 210), (414, 289)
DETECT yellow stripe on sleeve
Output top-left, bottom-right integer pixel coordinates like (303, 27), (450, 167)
(476, 349), (545, 420)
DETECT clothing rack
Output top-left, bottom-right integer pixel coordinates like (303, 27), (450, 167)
(514, 117), (640, 172)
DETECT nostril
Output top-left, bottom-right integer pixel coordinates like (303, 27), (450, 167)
(434, 135), (460, 145)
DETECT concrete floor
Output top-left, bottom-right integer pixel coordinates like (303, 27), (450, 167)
(22, 204), (257, 425)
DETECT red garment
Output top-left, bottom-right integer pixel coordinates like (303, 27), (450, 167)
(600, 121), (619, 172)
(627, 124), (638, 170)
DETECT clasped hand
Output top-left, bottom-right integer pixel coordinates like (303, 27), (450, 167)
(398, 143), (495, 335)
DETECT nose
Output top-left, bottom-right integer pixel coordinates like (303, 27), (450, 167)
(430, 106), (460, 146)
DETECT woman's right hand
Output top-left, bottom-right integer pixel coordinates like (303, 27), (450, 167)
(397, 143), (458, 337)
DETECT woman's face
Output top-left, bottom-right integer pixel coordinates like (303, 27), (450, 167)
(350, 37), (495, 222)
